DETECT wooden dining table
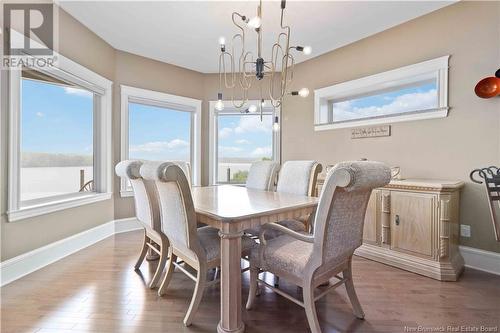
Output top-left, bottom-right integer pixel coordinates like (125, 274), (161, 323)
(191, 185), (319, 333)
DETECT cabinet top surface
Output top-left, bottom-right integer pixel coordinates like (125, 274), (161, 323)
(384, 178), (465, 191)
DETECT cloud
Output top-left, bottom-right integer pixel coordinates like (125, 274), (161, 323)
(64, 87), (93, 98)
(251, 146), (272, 157)
(333, 89), (437, 121)
(235, 139), (251, 145)
(219, 146), (243, 154)
(130, 139), (189, 153)
(36, 112), (44, 117)
(219, 127), (233, 139)
(234, 115), (272, 134)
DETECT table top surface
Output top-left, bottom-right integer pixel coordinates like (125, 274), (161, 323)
(192, 185), (318, 221)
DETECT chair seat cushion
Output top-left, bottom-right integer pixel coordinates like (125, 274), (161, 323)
(250, 234), (313, 278)
(245, 220), (306, 239)
(198, 226), (257, 262)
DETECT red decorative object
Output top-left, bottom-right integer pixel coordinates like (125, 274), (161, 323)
(475, 68), (500, 99)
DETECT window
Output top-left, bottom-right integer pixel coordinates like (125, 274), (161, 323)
(314, 55), (449, 130)
(8, 54), (113, 222)
(209, 101), (280, 185)
(120, 85), (201, 195)
(20, 73), (94, 202)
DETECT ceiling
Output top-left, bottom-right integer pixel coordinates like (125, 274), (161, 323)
(58, 1), (454, 73)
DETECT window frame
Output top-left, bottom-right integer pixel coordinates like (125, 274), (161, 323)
(120, 85), (202, 197)
(7, 53), (113, 222)
(314, 55), (450, 130)
(208, 100), (281, 186)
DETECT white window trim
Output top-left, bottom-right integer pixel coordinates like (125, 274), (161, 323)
(208, 100), (280, 186)
(120, 85), (202, 197)
(314, 55), (450, 130)
(7, 52), (113, 222)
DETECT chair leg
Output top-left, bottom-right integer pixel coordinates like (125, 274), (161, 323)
(246, 266), (259, 310)
(149, 236), (169, 289)
(158, 252), (176, 296)
(303, 281), (321, 333)
(134, 231), (148, 270)
(343, 258), (365, 319)
(183, 264), (207, 327)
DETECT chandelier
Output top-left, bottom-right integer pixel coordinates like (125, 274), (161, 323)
(216, 0), (311, 127)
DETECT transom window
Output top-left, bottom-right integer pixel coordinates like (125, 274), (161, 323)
(120, 85), (201, 196)
(209, 101), (280, 185)
(314, 55), (449, 130)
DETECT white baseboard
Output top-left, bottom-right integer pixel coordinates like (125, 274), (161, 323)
(459, 246), (500, 276)
(0, 218), (141, 287)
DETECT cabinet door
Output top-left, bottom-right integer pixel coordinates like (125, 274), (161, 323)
(390, 191), (436, 258)
(363, 191), (379, 245)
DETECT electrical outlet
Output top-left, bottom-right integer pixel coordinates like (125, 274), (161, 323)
(460, 224), (471, 238)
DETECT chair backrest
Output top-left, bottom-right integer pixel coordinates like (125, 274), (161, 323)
(276, 160), (322, 196)
(310, 161), (391, 271)
(246, 161), (280, 191)
(140, 161), (205, 260)
(115, 160), (160, 232)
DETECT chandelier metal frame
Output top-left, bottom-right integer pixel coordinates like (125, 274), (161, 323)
(216, 0), (310, 116)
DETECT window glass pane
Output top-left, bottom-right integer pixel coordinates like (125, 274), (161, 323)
(20, 77), (94, 202)
(331, 80), (437, 123)
(217, 114), (273, 184)
(128, 103), (191, 162)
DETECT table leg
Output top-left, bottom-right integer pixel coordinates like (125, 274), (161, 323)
(217, 229), (245, 333)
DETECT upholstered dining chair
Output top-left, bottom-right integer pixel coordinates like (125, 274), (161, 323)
(115, 160), (169, 289)
(246, 161), (280, 191)
(246, 161), (391, 333)
(140, 161), (256, 327)
(259, 160), (323, 239)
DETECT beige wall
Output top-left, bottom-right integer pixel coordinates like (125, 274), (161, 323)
(281, 1), (500, 253)
(112, 51), (205, 219)
(2, 1), (499, 262)
(0, 9), (116, 261)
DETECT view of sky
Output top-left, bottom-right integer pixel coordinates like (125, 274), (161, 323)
(217, 114), (273, 161)
(332, 81), (438, 122)
(21, 78), (94, 156)
(129, 102), (191, 162)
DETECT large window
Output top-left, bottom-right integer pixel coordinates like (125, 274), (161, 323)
(314, 55), (449, 130)
(209, 101), (280, 185)
(120, 85), (201, 195)
(8, 54), (113, 222)
(20, 74), (95, 202)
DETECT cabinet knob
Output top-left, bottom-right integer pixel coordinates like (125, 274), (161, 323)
(395, 215), (400, 226)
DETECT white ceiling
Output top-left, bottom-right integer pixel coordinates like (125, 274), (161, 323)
(58, 1), (454, 73)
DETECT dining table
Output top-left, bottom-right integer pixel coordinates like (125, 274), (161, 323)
(191, 185), (319, 333)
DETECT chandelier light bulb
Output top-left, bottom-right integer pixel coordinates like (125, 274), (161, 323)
(303, 46), (312, 55)
(273, 116), (280, 132)
(247, 16), (262, 29)
(298, 88), (310, 98)
(215, 93), (224, 111)
(219, 36), (226, 46)
(260, 99), (266, 107)
(248, 104), (258, 113)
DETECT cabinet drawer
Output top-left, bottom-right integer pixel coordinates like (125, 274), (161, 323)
(390, 191), (436, 258)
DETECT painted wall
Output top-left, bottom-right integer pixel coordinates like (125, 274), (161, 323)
(1, 1), (499, 261)
(0, 9), (116, 261)
(112, 51), (205, 219)
(280, 1), (500, 252)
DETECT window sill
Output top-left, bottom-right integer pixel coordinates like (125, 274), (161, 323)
(7, 192), (113, 222)
(314, 108), (449, 131)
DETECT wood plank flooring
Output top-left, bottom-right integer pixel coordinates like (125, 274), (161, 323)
(1, 231), (499, 333)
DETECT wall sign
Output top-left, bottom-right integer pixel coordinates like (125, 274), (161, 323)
(351, 125), (391, 139)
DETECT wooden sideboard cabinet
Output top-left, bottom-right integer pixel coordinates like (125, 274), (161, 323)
(316, 178), (465, 281)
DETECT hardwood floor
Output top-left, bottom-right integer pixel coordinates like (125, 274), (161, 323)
(1, 231), (499, 333)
